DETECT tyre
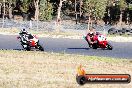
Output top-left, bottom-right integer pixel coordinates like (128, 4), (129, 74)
(117, 30), (123, 35)
(129, 29), (132, 33)
(76, 75), (86, 85)
(37, 44), (44, 51)
(122, 28), (126, 34)
(26, 46), (31, 51)
(92, 43), (98, 49)
(108, 28), (117, 35)
(106, 43), (113, 50)
(126, 29), (131, 32)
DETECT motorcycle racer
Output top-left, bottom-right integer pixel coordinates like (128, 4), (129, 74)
(85, 28), (97, 48)
(84, 28), (112, 50)
(17, 29), (44, 51)
(19, 28), (31, 44)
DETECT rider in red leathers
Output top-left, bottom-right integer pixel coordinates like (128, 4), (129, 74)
(85, 28), (98, 48)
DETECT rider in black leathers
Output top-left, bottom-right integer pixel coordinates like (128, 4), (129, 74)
(19, 28), (31, 44)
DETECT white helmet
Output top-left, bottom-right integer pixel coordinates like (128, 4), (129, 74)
(89, 31), (94, 34)
(21, 28), (28, 34)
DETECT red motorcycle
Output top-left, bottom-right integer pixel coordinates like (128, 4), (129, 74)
(84, 33), (113, 50)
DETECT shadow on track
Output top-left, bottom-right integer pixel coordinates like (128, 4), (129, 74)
(0, 49), (44, 52)
(0, 49), (24, 51)
(67, 48), (89, 50)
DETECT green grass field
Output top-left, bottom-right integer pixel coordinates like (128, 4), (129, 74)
(0, 50), (131, 88)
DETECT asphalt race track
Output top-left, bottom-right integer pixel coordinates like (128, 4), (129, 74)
(0, 34), (132, 59)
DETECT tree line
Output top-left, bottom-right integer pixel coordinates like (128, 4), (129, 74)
(0, 0), (132, 25)
(0, 0), (53, 21)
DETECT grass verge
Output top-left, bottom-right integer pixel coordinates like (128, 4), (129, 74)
(0, 50), (131, 88)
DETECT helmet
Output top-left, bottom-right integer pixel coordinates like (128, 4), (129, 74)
(21, 28), (28, 34)
(89, 32), (94, 37)
(89, 32), (94, 35)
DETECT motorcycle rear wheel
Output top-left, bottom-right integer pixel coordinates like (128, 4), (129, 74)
(92, 43), (98, 49)
(26, 46), (31, 51)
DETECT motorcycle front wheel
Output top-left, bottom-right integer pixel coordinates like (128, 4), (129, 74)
(37, 44), (44, 51)
(106, 43), (113, 50)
